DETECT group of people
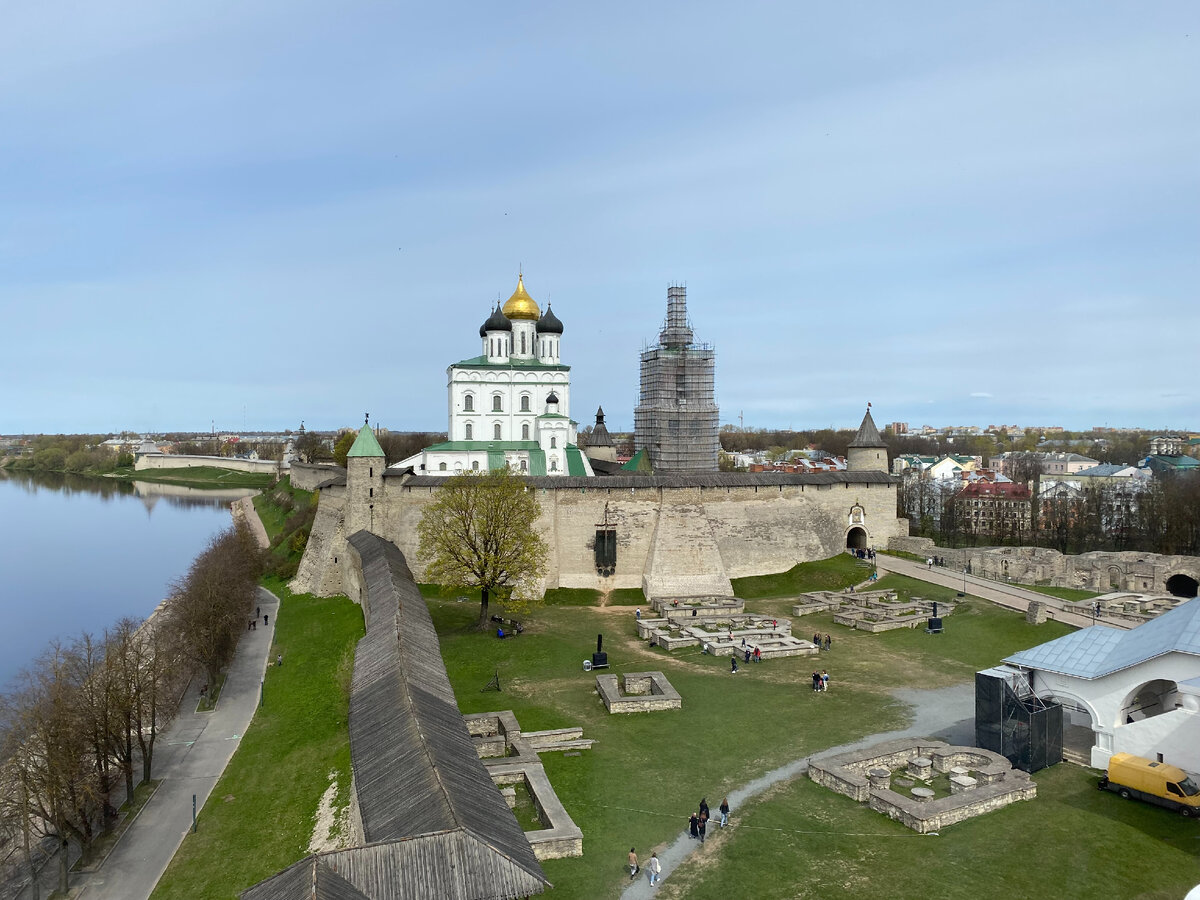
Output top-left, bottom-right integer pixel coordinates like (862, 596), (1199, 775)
(248, 606), (267, 631)
(926, 556), (948, 568)
(811, 669), (830, 692)
(812, 632), (832, 651)
(631, 796), (730, 886)
(852, 547), (876, 560)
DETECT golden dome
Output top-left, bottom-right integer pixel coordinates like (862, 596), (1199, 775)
(501, 274), (540, 321)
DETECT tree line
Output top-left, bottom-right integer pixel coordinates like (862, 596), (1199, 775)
(903, 471), (1200, 557)
(0, 523), (263, 896)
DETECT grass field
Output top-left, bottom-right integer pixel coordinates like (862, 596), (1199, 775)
(150, 580), (364, 900)
(430, 583), (1078, 899)
(1021, 583), (1102, 602)
(665, 762), (1200, 900)
(151, 535), (1192, 900)
(119, 465), (275, 489)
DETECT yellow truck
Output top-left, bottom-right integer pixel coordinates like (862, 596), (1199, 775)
(1098, 753), (1200, 817)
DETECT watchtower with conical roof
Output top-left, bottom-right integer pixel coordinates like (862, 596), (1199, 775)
(846, 406), (888, 473)
(346, 416), (385, 535)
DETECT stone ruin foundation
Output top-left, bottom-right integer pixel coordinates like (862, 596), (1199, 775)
(464, 710), (589, 859)
(595, 671), (682, 713)
(808, 739), (1035, 833)
(792, 589), (956, 633)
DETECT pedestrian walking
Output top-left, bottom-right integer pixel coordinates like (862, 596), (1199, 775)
(277, 654), (283, 667)
(264, 613), (269, 626)
(698, 813), (707, 843)
(689, 812), (699, 839)
(823, 633), (832, 651)
(730, 657), (738, 674)
(927, 557), (933, 569)
(635, 607), (641, 620)
(822, 670), (830, 692)
(647, 851), (661, 886)
(744, 648), (751, 664)
(256, 606), (261, 618)
(719, 797), (730, 827)
(699, 797), (709, 819)
(628, 847), (639, 880)
(753, 647), (762, 663)
(812, 671), (820, 692)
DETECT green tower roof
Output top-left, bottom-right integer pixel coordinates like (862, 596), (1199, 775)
(347, 423), (385, 458)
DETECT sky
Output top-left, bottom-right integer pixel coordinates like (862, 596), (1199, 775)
(2, 2), (1197, 436)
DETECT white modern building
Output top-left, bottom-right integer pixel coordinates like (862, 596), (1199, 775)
(396, 275), (594, 477)
(1001, 599), (1200, 773)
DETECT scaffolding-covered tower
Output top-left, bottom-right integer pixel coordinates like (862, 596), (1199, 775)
(633, 286), (719, 473)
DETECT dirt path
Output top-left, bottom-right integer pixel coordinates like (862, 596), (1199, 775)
(619, 682), (975, 899)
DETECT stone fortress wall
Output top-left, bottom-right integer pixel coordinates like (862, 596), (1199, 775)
(292, 472), (904, 600)
(889, 536), (1200, 597)
(134, 453), (282, 476)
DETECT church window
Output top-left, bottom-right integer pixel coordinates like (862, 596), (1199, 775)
(520, 459), (527, 471)
(472, 460), (479, 471)
(550, 458), (558, 472)
(521, 332), (526, 354)
(521, 395), (530, 412)
(494, 423), (501, 440)
(464, 395), (474, 412)
(439, 462), (447, 471)
(492, 395), (502, 412)
(465, 423), (473, 440)
(522, 424), (530, 440)
(550, 437), (557, 449)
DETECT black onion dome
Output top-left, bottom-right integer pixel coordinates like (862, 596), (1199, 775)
(479, 303), (512, 337)
(546, 391), (560, 405)
(536, 304), (564, 335)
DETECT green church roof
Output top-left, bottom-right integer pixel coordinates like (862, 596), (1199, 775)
(347, 423), (385, 458)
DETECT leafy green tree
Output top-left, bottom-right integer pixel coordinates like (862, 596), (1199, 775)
(417, 470), (548, 628)
(332, 430), (356, 468)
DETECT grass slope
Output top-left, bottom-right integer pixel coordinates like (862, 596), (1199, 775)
(150, 581), (364, 900)
(732, 554), (867, 600)
(667, 763), (1200, 900)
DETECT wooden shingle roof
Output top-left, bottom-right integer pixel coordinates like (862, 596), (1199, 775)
(242, 532), (547, 900)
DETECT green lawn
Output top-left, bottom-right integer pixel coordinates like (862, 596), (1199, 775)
(150, 581), (364, 900)
(1022, 583), (1102, 602)
(122, 466), (275, 489)
(731, 554), (867, 600)
(666, 763), (1200, 900)
(429, 584), (1072, 900)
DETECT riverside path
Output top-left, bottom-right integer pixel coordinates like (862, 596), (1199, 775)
(60, 586), (280, 900)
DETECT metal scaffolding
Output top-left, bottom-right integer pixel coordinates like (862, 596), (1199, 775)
(633, 286), (719, 473)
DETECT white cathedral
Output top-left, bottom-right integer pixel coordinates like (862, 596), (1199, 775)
(395, 274), (594, 477)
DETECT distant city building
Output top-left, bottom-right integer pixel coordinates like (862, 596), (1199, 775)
(633, 286), (719, 473)
(1039, 452), (1100, 476)
(890, 422), (909, 435)
(955, 481), (1032, 535)
(1149, 434), (1186, 456)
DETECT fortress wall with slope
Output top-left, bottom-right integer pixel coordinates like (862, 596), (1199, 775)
(292, 474), (902, 600)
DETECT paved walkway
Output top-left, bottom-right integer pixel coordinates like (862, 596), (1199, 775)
(872, 554), (1132, 631)
(64, 586), (279, 900)
(620, 683), (976, 899)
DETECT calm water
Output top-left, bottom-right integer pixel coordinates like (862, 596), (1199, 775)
(0, 469), (257, 689)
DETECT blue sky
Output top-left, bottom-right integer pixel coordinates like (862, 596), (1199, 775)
(2, 2), (1197, 435)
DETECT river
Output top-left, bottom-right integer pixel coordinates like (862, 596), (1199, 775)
(0, 469), (257, 689)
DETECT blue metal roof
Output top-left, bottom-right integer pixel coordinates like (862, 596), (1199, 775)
(1005, 598), (1200, 679)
